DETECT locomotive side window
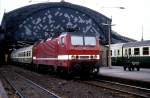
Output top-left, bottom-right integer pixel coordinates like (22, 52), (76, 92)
(143, 47), (149, 55)
(71, 36), (83, 45)
(61, 37), (64, 45)
(134, 48), (140, 55)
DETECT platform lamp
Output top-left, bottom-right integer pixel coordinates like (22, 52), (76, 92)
(100, 6), (125, 68)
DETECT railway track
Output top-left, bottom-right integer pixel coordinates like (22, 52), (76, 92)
(2, 65), (150, 98)
(0, 71), (21, 98)
(0, 70), (61, 98)
(78, 79), (150, 98)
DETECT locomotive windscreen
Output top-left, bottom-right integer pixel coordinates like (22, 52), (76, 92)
(71, 36), (83, 45)
(84, 36), (96, 45)
(71, 36), (96, 46)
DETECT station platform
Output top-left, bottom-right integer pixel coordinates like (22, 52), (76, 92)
(99, 66), (150, 88)
(0, 80), (8, 98)
(99, 66), (150, 83)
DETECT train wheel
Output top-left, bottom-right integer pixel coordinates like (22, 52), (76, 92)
(48, 66), (55, 74)
(35, 64), (39, 72)
(56, 67), (61, 75)
(39, 65), (48, 73)
(80, 72), (90, 79)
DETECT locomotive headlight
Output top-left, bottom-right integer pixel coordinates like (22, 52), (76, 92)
(96, 55), (100, 59)
(71, 55), (79, 59)
(90, 55), (94, 59)
(33, 56), (36, 60)
(94, 55), (97, 59)
(71, 55), (76, 59)
(76, 55), (79, 59)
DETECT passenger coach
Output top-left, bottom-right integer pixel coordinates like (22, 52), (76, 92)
(110, 40), (150, 70)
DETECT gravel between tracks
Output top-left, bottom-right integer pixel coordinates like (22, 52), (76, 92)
(1, 65), (138, 98)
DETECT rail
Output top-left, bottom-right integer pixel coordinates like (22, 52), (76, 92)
(0, 71), (25, 98)
(77, 79), (150, 98)
(1, 70), (61, 98)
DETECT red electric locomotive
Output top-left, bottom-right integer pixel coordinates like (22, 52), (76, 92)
(11, 31), (101, 76)
(32, 32), (101, 75)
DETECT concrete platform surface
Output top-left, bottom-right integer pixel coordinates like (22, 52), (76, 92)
(99, 66), (150, 82)
(0, 80), (8, 98)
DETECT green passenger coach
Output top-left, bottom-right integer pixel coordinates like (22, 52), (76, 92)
(110, 40), (150, 70)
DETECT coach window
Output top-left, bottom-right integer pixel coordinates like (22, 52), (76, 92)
(61, 37), (64, 46)
(134, 48), (140, 55)
(128, 48), (131, 55)
(20, 53), (22, 57)
(29, 51), (31, 56)
(24, 52), (26, 56)
(117, 50), (120, 56)
(111, 50), (112, 56)
(114, 50), (116, 56)
(125, 49), (127, 55)
(27, 51), (29, 56)
(143, 47), (149, 55)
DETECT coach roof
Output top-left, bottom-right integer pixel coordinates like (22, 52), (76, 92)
(123, 40), (150, 47)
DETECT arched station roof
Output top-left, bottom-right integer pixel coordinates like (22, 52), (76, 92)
(1, 2), (111, 45)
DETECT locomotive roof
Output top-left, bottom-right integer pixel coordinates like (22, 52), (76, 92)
(61, 32), (96, 36)
(123, 40), (150, 47)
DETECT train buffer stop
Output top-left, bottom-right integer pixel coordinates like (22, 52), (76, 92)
(99, 66), (150, 83)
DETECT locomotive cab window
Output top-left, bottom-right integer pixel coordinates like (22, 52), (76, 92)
(61, 37), (65, 45)
(143, 47), (149, 55)
(84, 36), (96, 46)
(71, 36), (83, 45)
(134, 48), (140, 55)
(71, 36), (96, 46)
